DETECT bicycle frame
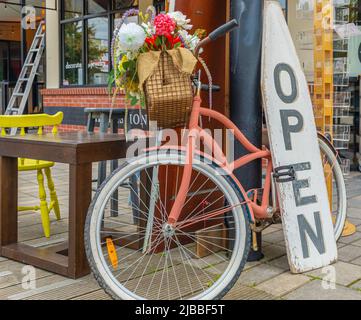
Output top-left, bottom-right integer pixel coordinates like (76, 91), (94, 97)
(164, 94), (274, 226)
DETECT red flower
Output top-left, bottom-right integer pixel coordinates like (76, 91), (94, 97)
(164, 34), (183, 49)
(164, 34), (173, 48)
(154, 14), (176, 36)
(145, 36), (156, 49)
(173, 36), (182, 46)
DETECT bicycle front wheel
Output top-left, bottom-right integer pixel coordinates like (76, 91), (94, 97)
(85, 151), (251, 300)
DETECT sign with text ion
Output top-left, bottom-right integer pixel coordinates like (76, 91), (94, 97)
(261, 0), (337, 273)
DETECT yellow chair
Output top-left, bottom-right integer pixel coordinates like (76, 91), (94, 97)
(0, 112), (64, 238)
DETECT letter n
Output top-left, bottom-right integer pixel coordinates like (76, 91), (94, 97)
(297, 212), (326, 259)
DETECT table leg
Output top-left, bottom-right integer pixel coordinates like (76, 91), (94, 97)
(98, 113), (109, 188)
(111, 119), (119, 173)
(86, 114), (98, 188)
(68, 163), (92, 278)
(87, 114), (96, 133)
(110, 118), (119, 217)
(0, 157), (18, 251)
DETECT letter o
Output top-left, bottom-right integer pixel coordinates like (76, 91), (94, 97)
(274, 63), (298, 104)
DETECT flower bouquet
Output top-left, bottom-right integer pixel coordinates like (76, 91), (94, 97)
(110, 8), (203, 128)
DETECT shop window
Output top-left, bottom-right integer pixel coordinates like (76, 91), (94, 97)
(87, 17), (109, 85)
(113, 0), (137, 10)
(63, 21), (84, 86)
(64, 0), (83, 19)
(88, 0), (109, 14)
(61, 0), (140, 87)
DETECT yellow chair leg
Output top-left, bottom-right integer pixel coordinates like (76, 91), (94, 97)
(44, 167), (61, 221)
(37, 169), (50, 238)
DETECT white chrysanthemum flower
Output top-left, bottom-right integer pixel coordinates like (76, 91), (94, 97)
(168, 11), (193, 30)
(118, 23), (146, 52)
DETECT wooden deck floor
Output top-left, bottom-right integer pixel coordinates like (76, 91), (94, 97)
(0, 162), (277, 300)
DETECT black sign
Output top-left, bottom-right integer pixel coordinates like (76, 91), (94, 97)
(119, 109), (148, 133)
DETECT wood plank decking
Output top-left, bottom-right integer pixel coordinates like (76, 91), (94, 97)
(0, 162), (277, 300)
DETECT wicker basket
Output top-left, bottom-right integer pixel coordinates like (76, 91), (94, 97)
(143, 51), (194, 129)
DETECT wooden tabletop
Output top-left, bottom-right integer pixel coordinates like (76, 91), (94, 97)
(0, 132), (129, 164)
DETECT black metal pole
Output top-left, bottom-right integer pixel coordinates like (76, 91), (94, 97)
(230, 0), (264, 261)
(20, 0), (29, 114)
(20, 0), (27, 65)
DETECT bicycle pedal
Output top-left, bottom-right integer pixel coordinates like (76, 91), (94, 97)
(273, 165), (296, 183)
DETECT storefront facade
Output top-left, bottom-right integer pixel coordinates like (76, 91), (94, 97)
(41, 0), (157, 131)
(287, 0), (361, 172)
(0, 0), (360, 169)
(0, 1), (48, 113)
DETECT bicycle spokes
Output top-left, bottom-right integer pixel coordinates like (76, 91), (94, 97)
(92, 158), (248, 300)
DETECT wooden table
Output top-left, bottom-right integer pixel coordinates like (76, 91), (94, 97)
(0, 132), (128, 279)
(85, 108), (127, 217)
(85, 108), (126, 187)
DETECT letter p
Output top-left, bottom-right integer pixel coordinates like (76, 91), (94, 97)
(280, 109), (304, 151)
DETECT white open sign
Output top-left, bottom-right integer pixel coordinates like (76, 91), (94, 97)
(261, 0), (337, 273)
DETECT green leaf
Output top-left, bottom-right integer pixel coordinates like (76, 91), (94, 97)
(107, 70), (115, 94)
(140, 95), (146, 108)
(130, 96), (138, 106)
(155, 36), (162, 47)
(122, 61), (130, 69)
(129, 60), (137, 70)
(124, 60), (137, 73)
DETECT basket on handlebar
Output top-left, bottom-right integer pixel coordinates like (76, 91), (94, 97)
(138, 49), (197, 129)
(110, 8), (220, 129)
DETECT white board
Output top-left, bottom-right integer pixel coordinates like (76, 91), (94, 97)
(261, 0), (337, 273)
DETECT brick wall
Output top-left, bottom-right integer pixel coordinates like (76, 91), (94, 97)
(41, 87), (126, 132)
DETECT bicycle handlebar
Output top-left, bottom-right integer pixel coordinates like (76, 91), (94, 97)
(208, 19), (239, 41)
(194, 19), (239, 56)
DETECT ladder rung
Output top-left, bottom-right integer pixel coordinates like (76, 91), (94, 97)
(6, 110), (19, 115)
(19, 78), (29, 82)
(35, 34), (44, 38)
(30, 49), (39, 53)
(13, 93), (24, 96)
(24, 63), (34, 67)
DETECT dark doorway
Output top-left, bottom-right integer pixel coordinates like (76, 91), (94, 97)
(0, 41), (21, 82)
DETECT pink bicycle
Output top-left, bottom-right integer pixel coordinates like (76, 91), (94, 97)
(85, 21), (347, 300)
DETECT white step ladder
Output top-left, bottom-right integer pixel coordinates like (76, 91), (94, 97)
(5, 21), (46, 132)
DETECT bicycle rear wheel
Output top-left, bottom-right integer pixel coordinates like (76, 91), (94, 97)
(319, 138), (347, 241)
(85, 151), (251, 300)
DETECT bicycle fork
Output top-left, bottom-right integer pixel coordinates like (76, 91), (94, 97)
(167, 130), (198, 226)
